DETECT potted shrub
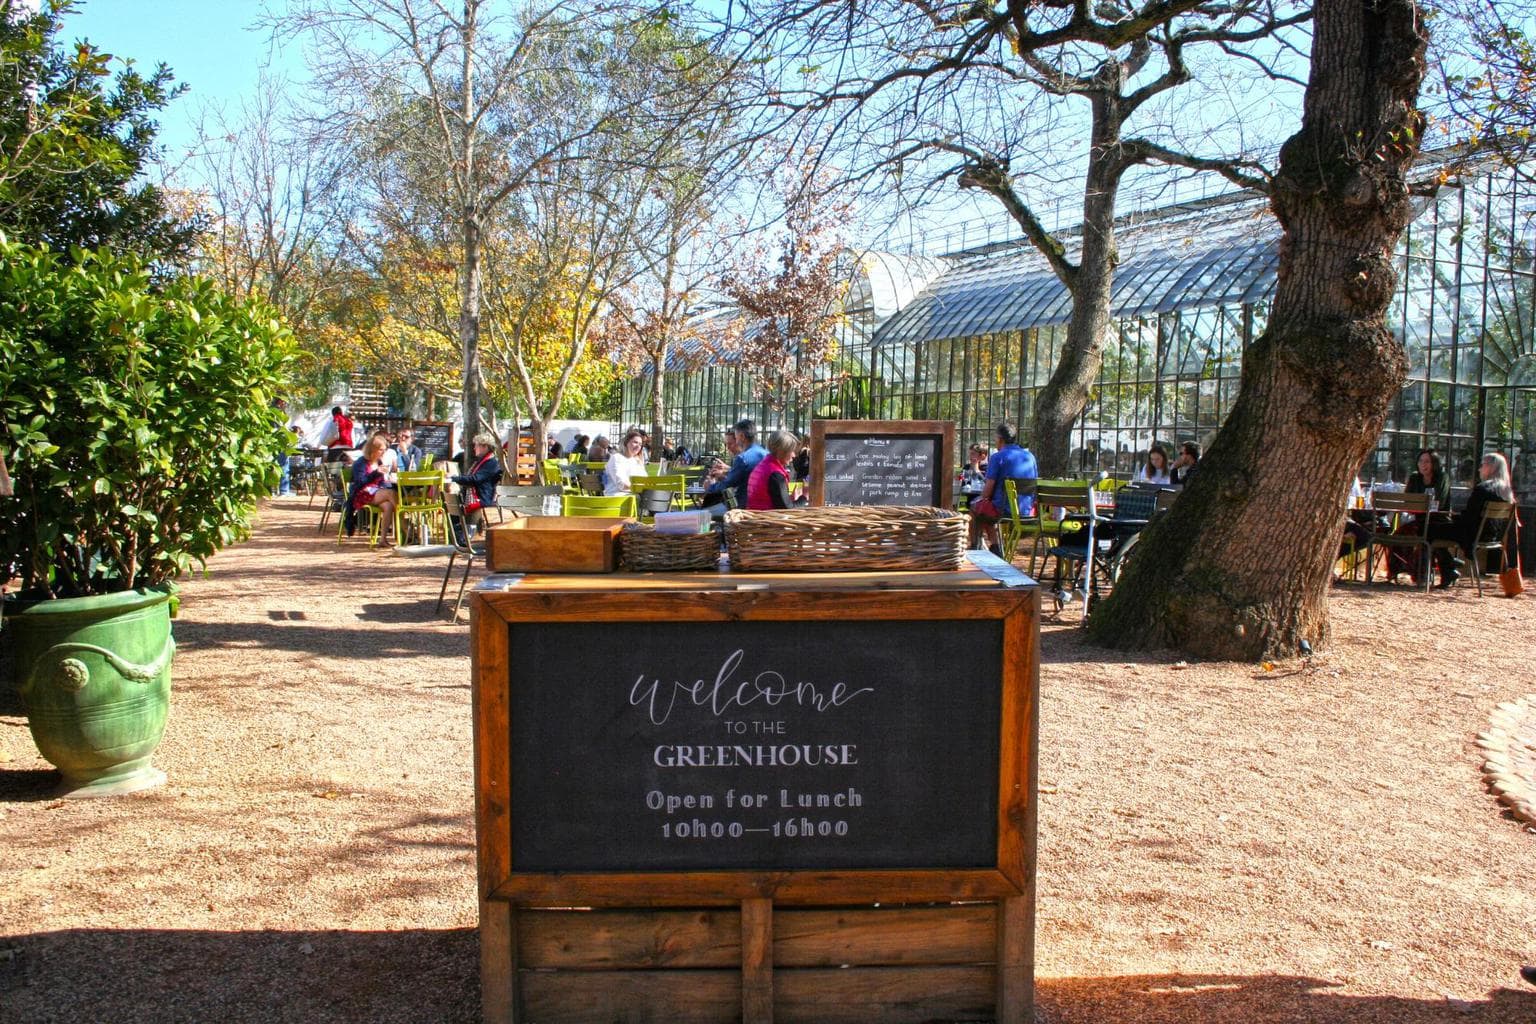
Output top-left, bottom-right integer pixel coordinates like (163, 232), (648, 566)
(0, 239), (293, 796)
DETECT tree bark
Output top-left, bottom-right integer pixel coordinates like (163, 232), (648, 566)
(1085, 0), (1428, 660)
(1028, 97), (1126, 478)
(460, 211), (483, 444)
(650, 356), (667, 456)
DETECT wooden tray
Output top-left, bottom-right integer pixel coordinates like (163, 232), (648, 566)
(486, 517), (628, 573)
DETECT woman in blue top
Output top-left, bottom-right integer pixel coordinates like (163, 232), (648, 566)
(968, 422), (1038, 557)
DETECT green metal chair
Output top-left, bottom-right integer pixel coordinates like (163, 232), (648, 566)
(629, 474), (686, 513)
(997, 479), (1040, 566)
(562, 494), (636, 518)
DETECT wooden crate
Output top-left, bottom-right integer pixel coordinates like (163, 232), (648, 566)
(472, 571), (1039, 1023)
(485, 518), (627, 573)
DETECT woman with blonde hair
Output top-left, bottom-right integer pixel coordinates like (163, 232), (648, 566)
(1427, 452), (1516, 588)
(346, 434), (398, 542)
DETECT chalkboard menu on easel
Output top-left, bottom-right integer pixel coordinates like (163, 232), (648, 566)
(411, 420), (454, 464)
(810, 419), (955, 508)
(506, 617), (1002, 872)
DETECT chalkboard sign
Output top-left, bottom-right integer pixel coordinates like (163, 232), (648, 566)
(506, 618), (1002, 872)
(411, 420), (454, 464)
(810, 419), (955, 508)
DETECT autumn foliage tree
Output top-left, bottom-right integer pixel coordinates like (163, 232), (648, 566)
(720, 171), (852, 407)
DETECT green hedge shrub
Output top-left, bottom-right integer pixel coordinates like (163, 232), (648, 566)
(0, 238), (294, 597)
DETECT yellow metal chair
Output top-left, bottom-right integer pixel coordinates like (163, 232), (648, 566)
(338, 498), (383, 547)
(628, 474), (686, 513)
(394, 470), (448, 545)
(563, 494), (636, 518)
(539, 460), (566, 487)
(997, 479), (1041, 566)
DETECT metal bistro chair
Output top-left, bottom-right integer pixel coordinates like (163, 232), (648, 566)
(1038, 481), (1111, 618)
(1365, 490), (1432, 592)
(1431, 500), (1516, 597)
(563, 494), (637, 518)
(629, 474), (686, 513)
(394, 470), (448, 545)
(496, 484), (564, 518)
(1027, 479), (1089, 575)
(317, 462), (348, 535)
(438, 491), (485, 622)
(996, 479), (1040, 566)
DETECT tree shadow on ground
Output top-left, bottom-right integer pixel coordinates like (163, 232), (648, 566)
(0, 928), (479, 1024)
(172, 619), (461, 661)
(1037, 973), (1536, 1023)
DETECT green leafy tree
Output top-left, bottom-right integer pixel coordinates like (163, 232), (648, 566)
(0, 0), (197, 261)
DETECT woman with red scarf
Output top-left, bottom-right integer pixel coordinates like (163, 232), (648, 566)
(746, 429), (801, 510)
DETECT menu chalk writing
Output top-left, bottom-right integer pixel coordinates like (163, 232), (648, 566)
(506, 619), (1002, 872)
(412, 420), (454, 463)
(811, 420), (955, 508)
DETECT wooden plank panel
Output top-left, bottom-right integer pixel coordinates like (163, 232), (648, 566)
(483, 566), (1013, 594)
(480, 900), (515, 1024)
(774, 906), (995, 968)
(996, 896), (1033, 1024)
(520, 970), (740, 1024)
(518, 909), (742, 969)
(741, 898), (773, 1024)
(471, 603), (512, 899)
(995, 598), (1035, 889)
(496, 867), (1021, 908)
(776, 966), (996, 1024)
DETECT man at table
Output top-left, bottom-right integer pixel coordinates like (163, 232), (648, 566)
(705, 418), (766, 513)
(968, 422), (1038, 558)
(391, 428), (424, 473)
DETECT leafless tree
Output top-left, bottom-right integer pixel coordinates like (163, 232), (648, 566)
(188, 75), (354, 340)
(756, 0), (1310, 474)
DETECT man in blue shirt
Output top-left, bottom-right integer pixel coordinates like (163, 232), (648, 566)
(706, 418), (766, 513)
(970, 422), (1038, 558)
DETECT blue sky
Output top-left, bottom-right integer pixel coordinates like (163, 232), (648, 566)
(66, 0), (296, 161)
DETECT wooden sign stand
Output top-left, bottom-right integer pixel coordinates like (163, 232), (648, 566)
(472, 574), (1039, 1024)
(809, 419), (956, 509)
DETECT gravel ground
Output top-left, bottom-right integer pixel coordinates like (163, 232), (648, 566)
(1, 496), (1534, 1023)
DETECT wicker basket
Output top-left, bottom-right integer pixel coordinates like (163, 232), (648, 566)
(620, 522), (721, 572)
(724, 506), (967, 572)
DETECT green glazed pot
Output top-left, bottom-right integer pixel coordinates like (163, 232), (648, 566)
(8, 585), (176, 797)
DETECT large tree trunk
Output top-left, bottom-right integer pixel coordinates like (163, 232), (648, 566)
(1085, 0), (1428, 661)
(650, 356), (667, 458)
(1029, 104), (1126, 478)
(460, 211), (484, 442)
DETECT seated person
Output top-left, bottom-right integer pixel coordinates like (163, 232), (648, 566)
(705, 419), (766, 514)
(1132, 444), (1172, 486)
(390, 428), (424, 473)
(968, 422), (1038, 557)
(1169, 441), (1200, 487)
(1426, 452), (1516, 588)
(1389, 448), (1451, 582)
(604, 429), (647, 496)
(450, 433), (502, 538)
(746, 429), (803, 510)
(346, 435), (398, 542)
(960, 444), (989, 493)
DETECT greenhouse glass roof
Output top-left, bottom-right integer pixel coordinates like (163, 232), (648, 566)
(872, 192), (1280, 348)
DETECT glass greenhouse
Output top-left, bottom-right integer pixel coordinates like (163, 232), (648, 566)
(621, 156), (1536, 497)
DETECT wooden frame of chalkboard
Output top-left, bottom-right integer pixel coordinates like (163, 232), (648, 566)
(809, 418), (956, 509)
(471, 573), (1039, 1024)
(409, 419), (455, 464)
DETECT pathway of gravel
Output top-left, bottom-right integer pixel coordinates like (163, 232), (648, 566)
(2, 497), (1533, 1023)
